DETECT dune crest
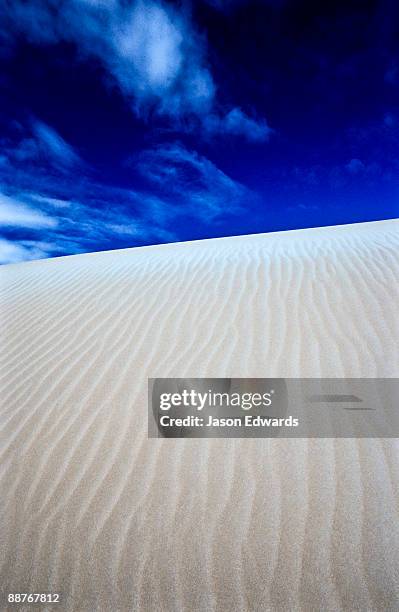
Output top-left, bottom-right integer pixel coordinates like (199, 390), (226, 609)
(1, 219), (399, 611)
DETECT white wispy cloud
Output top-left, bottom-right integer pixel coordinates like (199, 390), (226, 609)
(205, 108), (273, 142)
(3, 0), (214, 117)
(31, 121), (82, 168)
(1, 0), (269, 141)
(0, 238), (50, 264)
(137, 142), (252, 219)
(0, 193), (57, 228)
(27, 194), (72, 208)
(2, 119), (82, 171)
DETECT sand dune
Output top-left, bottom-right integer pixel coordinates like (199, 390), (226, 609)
(1, 219), (399, 611)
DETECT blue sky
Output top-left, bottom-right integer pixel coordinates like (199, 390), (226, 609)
(0, 0), (398, 263)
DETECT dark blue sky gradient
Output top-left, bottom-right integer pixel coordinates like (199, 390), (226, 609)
(0, 0), (398, 262)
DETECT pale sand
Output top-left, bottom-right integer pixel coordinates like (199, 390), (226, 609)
(1, 219), (399, 611)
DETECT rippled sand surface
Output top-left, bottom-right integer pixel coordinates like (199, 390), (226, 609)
(1, 219), (399, 611)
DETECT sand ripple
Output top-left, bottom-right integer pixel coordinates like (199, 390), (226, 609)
(1, 220), (399, 610)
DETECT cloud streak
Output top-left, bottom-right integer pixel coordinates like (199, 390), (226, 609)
(0, 193), (57, 229)
(137, 143), (252, 220)
(31, 121), (82, 168)
(2, 119), (83, 171)
(205, 108), (273, 142)
(0, 238), (57, 264)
